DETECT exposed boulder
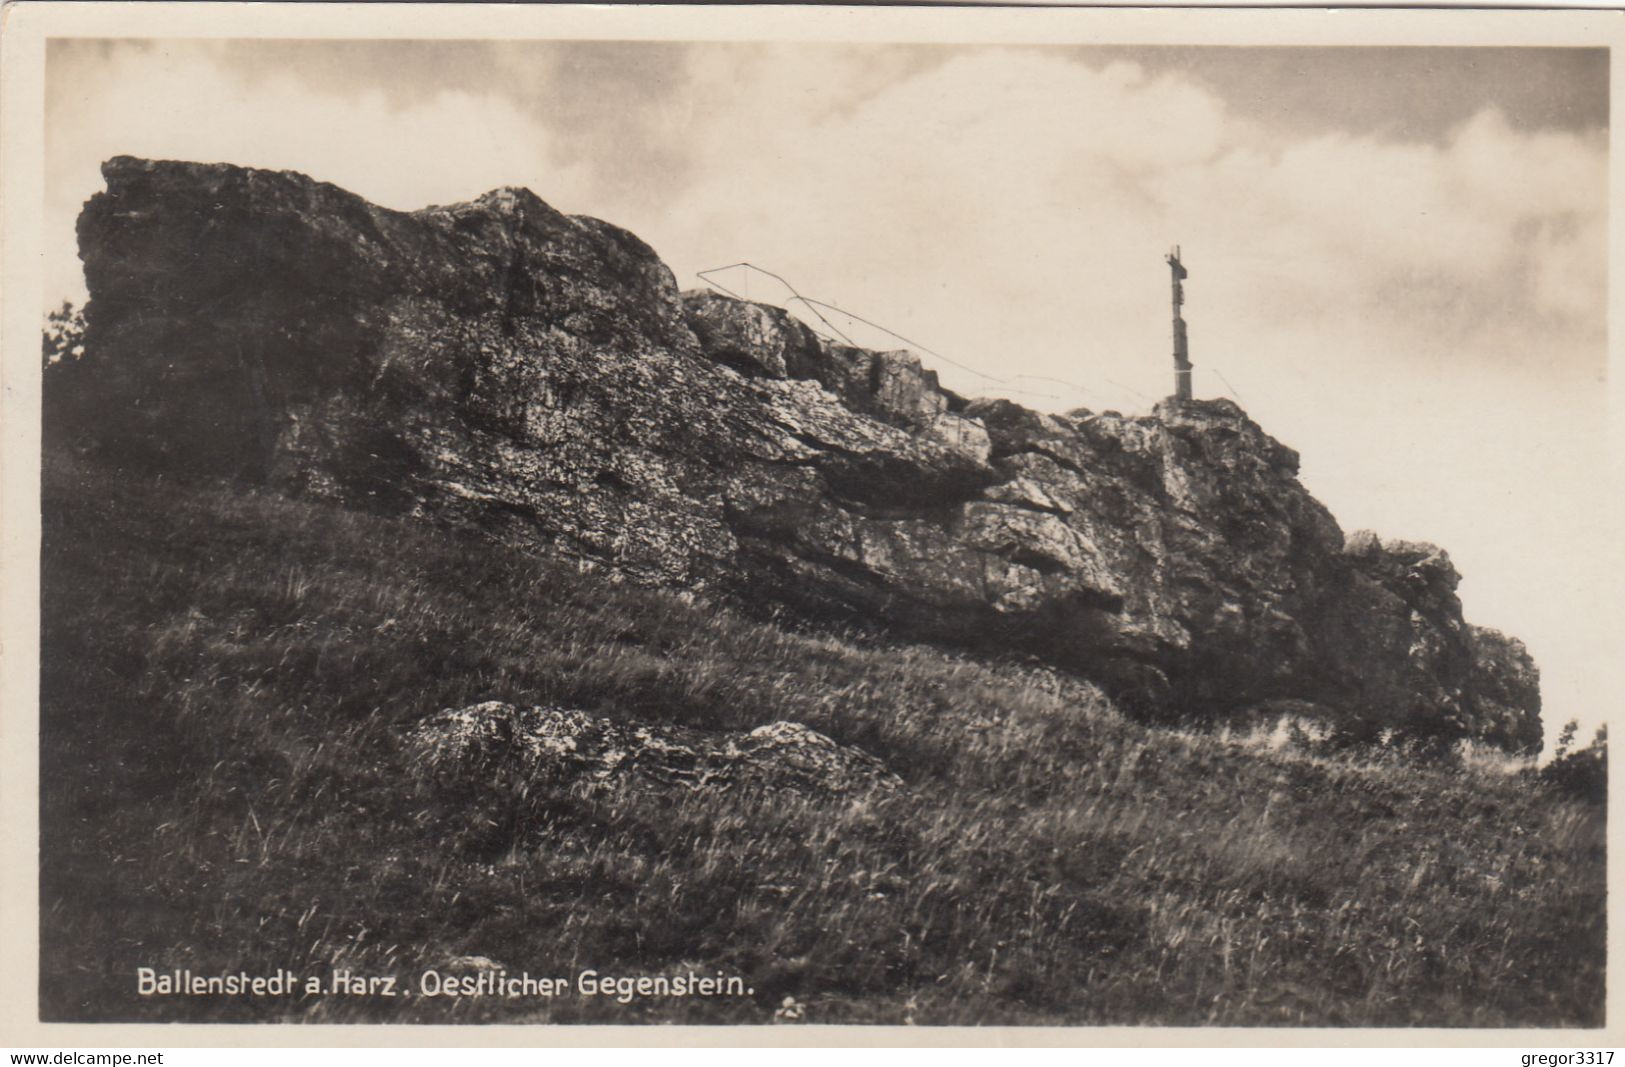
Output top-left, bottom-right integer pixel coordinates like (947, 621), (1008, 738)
(680, 290), (990, 464)
(681, 289), (822, 380)
(407, 701), (900, 796)
(68, 157), (1543, 751)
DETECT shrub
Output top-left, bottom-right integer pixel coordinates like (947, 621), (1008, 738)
(1540, 720), (1607, 806)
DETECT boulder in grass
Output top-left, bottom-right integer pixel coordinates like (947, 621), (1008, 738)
(407, 701), (899, 797)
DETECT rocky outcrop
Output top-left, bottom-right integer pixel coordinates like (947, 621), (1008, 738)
(67, 156), (1542, 751)
(408, 701), (900, 796)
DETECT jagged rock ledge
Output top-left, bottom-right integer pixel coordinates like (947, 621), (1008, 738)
(58, 156), (1542, 752)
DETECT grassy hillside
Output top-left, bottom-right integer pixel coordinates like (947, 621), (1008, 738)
(39, 454), (1604, 1026)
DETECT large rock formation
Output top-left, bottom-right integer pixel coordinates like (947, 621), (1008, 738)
(64, 156), (1541, 752)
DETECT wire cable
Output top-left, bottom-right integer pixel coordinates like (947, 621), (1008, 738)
(695, 261), (1166, 409)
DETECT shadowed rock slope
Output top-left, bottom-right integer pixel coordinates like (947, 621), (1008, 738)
(65, 156), (1540, 751)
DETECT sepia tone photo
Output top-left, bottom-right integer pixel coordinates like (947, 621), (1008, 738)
(7, 5), (1613, 1034)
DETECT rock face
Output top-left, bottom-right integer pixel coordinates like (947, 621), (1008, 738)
(408, 701), (901, 796)
(68, 157), (1542, 751)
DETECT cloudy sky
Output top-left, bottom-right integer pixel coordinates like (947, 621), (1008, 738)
(45, 38), (1611, 750)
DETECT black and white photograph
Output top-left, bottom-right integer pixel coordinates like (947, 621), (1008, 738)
(1, 2), (1615, 1038)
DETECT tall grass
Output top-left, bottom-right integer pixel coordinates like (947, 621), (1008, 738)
(38, 455), (1604, 1025)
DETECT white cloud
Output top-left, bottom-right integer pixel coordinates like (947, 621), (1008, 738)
(46, 43), (586, 304)
(619, 50), (1603, 401)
